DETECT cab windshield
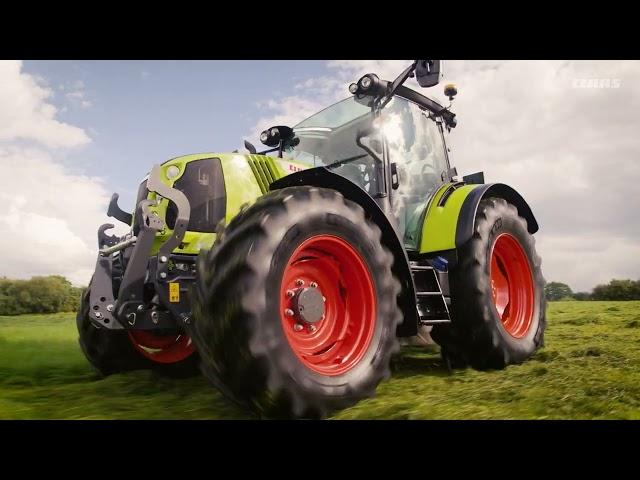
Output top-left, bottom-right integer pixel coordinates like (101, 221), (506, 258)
(284, 96), (375, 168)
(283, 94), (449, 207)
(283, 96), (380, 193)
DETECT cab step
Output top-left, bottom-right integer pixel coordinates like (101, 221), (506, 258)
(410, 260), (452, 326)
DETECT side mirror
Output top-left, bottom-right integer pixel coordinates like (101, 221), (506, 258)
(415, 60), (441, 88)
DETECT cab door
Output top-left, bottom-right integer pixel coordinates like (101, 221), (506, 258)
(380, 96), (451, 250)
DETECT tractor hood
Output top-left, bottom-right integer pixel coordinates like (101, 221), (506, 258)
(131, 153), (311, 256)
(156, 152), (310, 192)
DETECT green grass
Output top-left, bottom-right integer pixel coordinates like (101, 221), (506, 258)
(2, 301), (640, 419)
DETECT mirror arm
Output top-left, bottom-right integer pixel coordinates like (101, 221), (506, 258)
(377, 61), (418, 110)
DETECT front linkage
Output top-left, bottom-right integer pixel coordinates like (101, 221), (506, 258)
(88, 165), (195, 333)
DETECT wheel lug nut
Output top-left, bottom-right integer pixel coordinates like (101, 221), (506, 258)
(286, 290), (295, 298)
(285, 309), (294, 317)
(295, 279), (304, 286)
(309, 325), (317, 333)
(322, 296), (326, 302)
(294, 323), (303, 332)
(310, 281), (318, 288)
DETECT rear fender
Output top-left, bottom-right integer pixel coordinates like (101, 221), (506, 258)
(418, 182), (539, 255)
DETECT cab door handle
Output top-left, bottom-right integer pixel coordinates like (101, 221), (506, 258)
(390, 163), (400, 190)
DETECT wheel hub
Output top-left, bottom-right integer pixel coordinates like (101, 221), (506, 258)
(293, 287), (325, 323)
(279, 235), (376, 376)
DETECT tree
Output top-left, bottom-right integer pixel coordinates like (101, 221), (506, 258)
(544, 282), (573, 301)
(0, 276), (85, 315)
(572, 291), (592, 301)
(592, 279), (640, 301)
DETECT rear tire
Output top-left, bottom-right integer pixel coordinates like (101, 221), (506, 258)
(190, 186), (403, 418)
(431, 197), (546, 370)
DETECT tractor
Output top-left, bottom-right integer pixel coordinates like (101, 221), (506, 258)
(77, 60), (546, 418)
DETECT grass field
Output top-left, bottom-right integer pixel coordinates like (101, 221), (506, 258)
(1, 301), (639, 419)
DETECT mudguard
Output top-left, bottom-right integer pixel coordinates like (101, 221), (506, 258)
(419, 182), (539, 255)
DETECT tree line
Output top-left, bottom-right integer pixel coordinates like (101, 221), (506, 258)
(545, 279), (640, 301)
(0, 276), (84, 315)
(1, 275), (637, 315)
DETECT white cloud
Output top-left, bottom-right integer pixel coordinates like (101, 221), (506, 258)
(64, 79), (93, 109)
(250, 96), (329, 143)
(0, 61), (117, 286)
(0, 147), (121, 286)
(0, 61), (90, 148)
(252, 60), (640, 291)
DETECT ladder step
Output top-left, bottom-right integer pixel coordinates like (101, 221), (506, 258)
(419, 318), (451, 325)
(416, 291), (443, 296)
(410, 265), (434, 271)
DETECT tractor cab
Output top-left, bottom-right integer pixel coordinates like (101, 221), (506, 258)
(260, 61), (457, 251)
(279, 91), (453, 250)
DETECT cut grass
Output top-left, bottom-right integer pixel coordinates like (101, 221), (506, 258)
(1, 301), (640, 419)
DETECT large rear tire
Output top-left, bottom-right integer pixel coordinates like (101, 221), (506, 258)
(431, 197), (546, 370)
(190, 186), (403, 418)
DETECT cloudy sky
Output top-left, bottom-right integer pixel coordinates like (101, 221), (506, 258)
(0, 60), (638, 292)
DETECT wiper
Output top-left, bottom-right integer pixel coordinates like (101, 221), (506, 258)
(326, 153), (369, 169)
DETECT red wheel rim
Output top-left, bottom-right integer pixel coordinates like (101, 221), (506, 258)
(489, 233), (535, 338)
(128, 330), (195, 364)
(280, 235), (376, 376)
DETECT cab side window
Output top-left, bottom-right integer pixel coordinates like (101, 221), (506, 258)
(382, 97), (449, 247)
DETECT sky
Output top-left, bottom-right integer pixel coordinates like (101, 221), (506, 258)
(0, 59), (638, 292)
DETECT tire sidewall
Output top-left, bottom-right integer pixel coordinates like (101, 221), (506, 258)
(256, 203), (396, 398)
(482, 205), (544, 361)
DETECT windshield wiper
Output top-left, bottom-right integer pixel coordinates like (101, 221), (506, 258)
(326, 153), (369, 169)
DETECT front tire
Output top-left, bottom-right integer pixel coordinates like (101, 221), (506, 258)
(77, 283), (199, 378)
(431, 197), (546, 370)
(190, 186), (403, 418)
(77, 284), (147, 376)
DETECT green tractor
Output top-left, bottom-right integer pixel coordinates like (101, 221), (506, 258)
(78, 60), (546, 417)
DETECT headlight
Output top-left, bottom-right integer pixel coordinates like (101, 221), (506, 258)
(359, 76), (372, 90)
(166, 165), (180, 179)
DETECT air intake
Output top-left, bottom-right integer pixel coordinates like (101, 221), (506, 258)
(247, 155), (285, 193)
